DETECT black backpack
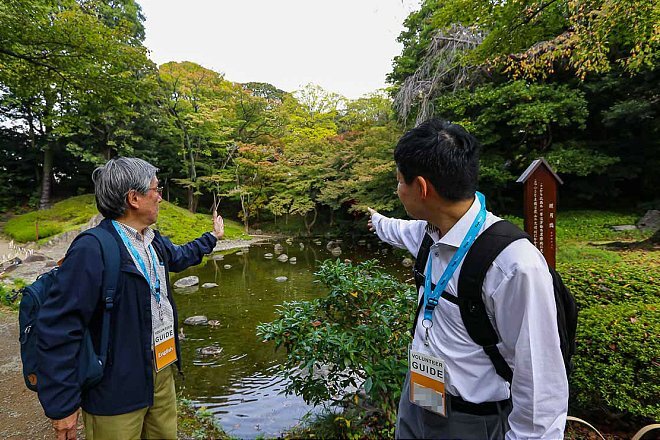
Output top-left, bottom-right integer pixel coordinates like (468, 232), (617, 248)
(18, 227), (120, 391)
(412, 220), (578, 382)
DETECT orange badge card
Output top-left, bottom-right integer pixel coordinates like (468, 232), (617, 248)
(154, 324), (177, 371)
(409, 350), (446, 417)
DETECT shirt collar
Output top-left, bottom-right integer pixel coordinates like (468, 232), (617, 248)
(429, 194), (484, 248)
(116, 221), (155, 247)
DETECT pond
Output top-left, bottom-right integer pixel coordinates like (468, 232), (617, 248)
(171, 237), (411, 439)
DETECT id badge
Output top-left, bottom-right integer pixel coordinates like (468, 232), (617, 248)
(409, 346), (447, 417)
(153, 322), (177, 372)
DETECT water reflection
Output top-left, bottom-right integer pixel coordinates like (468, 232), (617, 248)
(172, 238), (408, 439)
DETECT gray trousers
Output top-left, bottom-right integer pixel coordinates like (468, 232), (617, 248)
(396, 373), (512, 440)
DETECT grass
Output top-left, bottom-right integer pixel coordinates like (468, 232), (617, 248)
(177, 398), (230, 440)
(4, 195), (98, 242)
(3, 194), (249, 244)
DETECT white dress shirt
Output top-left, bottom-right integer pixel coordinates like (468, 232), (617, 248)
(371, 195), (568, 439)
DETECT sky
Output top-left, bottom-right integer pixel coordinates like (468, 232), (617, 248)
(137, 0), (421, 99)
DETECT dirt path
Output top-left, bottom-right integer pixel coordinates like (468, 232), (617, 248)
(0, 310), (52, 439)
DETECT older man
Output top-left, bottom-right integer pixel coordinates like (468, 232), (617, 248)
(36, 157), (224, 440)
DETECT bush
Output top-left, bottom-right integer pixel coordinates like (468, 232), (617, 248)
(257, 260), (416, 428)
(572, 303), (659, 420)
(558, 261), (660, 310)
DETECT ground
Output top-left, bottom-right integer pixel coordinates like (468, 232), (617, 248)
(0, 309), (56, 439)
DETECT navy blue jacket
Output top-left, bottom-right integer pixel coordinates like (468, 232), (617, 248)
(36, 219), (217, 419)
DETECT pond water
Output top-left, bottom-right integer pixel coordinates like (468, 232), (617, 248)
(171, 238), (411, 439)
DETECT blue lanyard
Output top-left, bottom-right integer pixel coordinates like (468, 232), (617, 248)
(422, 192), (487, 328)
(112, 220), (161, 303)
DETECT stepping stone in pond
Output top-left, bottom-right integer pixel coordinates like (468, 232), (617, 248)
(277, 254), (289, 262)
(275, 276), (288, 282)
(289, 257), (297, 264)
(224, 264), (232, 269)
(184, 315), (208, 326)
(264, 253), (274, 259)
(197, 345), (223, 356)
(201, 283), (218, 288)
(174, 276), (199, 288)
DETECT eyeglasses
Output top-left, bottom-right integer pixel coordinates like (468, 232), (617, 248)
(148, 186), (163, 196)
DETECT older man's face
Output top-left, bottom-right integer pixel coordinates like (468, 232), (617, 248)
(140, 176), (162, 225)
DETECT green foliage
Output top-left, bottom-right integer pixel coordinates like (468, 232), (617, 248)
(0, 280), (25, 310)
(559, 261), (660, 310)
(4, 195), (98, 242)
(257, 260), (416, 428)
(154, 200), (247, 244)
(3, 194), (247, 244)
(177, 397), (228, 440)
(556, 211), (651, 242)
(572, 303), (659, 419)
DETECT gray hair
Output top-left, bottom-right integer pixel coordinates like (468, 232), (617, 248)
(92, 157), (159, 219)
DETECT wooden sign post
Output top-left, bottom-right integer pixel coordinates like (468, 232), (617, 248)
(516, 158), (563, 269)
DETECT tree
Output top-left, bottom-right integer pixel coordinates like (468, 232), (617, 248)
(158, 62), (237, 212)
(0, 0), (152, 208)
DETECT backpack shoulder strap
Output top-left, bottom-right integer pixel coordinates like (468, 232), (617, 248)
(410, 232), (433, 338)
(79, 227), (120, 362)
(458, 220), (529, 383)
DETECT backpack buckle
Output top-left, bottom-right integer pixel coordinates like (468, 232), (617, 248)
(105, 295), (114, 310)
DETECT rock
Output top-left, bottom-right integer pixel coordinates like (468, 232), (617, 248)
(330, 247), (342, 257)
(299, 242), (305, 250)
(207, 320), (221, 327)
(184, 315), (208, 326)
(198, 345), (223, 356)
(275, 276), (288, 282)
(23, 253), (50, 263)
(402, 257), (413, 268)
(174, 276), (199, 288)
(326, 241), (336, 251)
(637, 210), (660, 231)
(0, 257), (21, 272)
(277, 254), (289, 262)
(611, 225), (637, 231)
(274, 243), (284, 254)
(235, 251), (244, 256)
(201, 283), (218, 288)
(285, 238), (293, 245)
(313, 240), (322, 246)
(289, 257), (297, 264)
(254, 229), (263, 235)
(343, 259), (352, 264)
(264, 253), (274, 259)
(212, 254), (225, 260)
(357, 239), (366, 246)
(223, 264), (232, 269)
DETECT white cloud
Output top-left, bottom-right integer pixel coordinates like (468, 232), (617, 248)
(138, 0), (420, 99)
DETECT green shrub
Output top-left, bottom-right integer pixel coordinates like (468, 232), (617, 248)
(257, 260), (416, 428)
(558, 261), (660, 310)
(572, 303), (659, 420)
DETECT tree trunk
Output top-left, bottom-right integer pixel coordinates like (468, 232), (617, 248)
(39, 144), (54, 210)
(304, 206), (318, 236)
